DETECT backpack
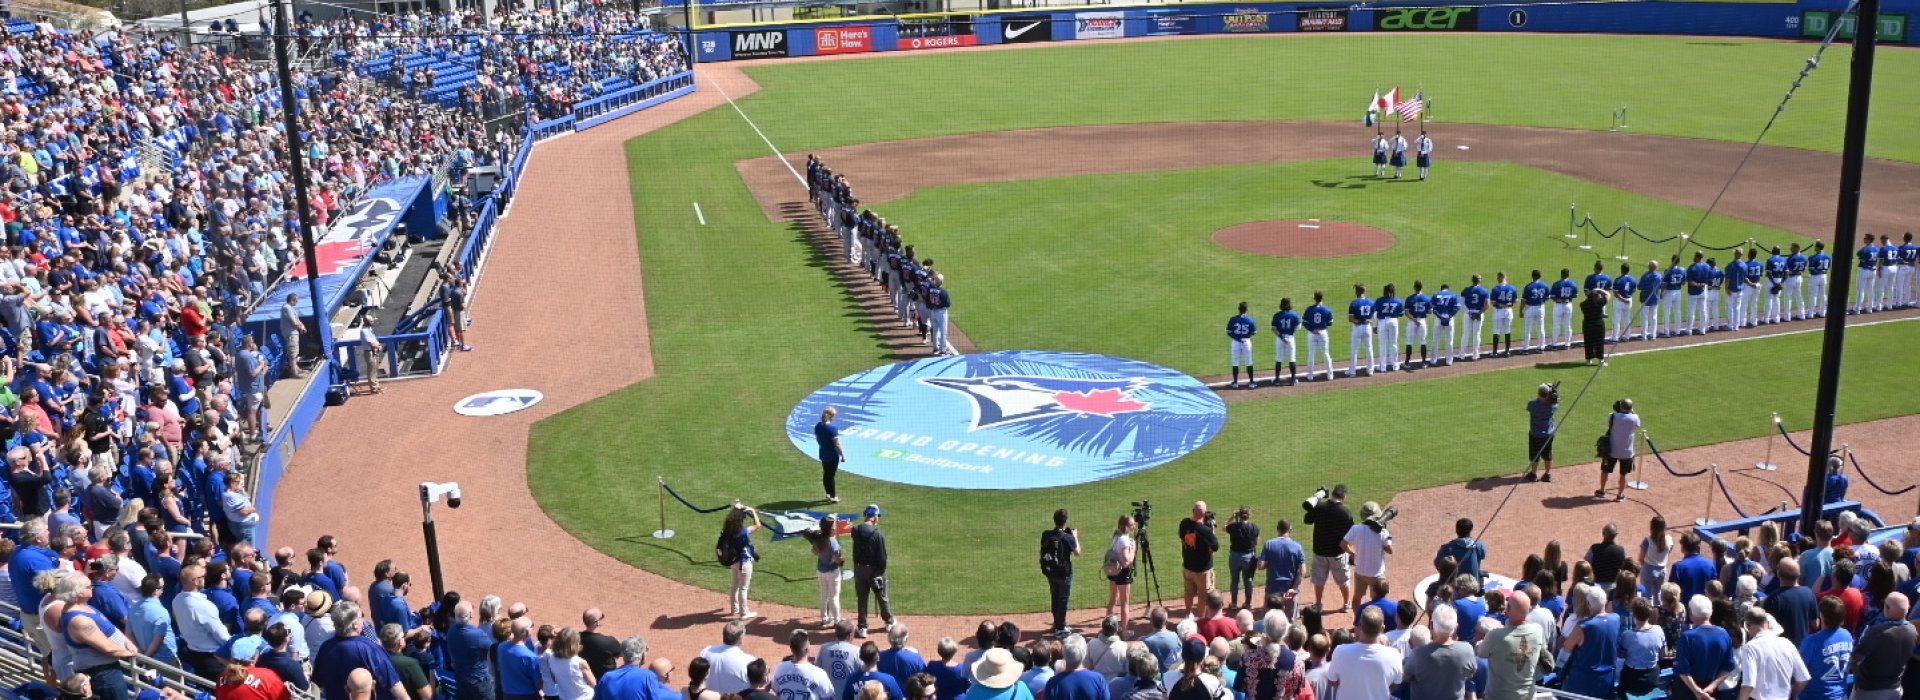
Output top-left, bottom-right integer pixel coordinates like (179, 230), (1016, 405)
(1103, 539), (1128, 578)
(1040, 529), (1072, 578)
(715, 532), (740, 566)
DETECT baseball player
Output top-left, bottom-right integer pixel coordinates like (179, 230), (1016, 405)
(1415, 132), (1434, 181)
(1304, 291), (1336, 381)
(1490, 272), (1518, 358)
(1609, 262), (1637, 343)
(1637, 261), (1663, 342)
(1705, 257), (1725, 331)
(1431, 283), (1460, 366)
(1785, 243), (1809, 320)
(1685, 252), (1713, 335)
(1461, 274), (1489, 361)
(1583, 260), (1612, 294)
(1520, 270), (1549, 354)
(1347, 284), (1376, 377)
(1743, 247), (1764, 328)
(1809, 241), (1832, 317)
(917, 259), (939, 339)
(1272, 298), (1301, 386)
(1389, 132), (1409, 179)
(1371, 132), (1389, 177)
(1725, 251), (1749, 330)
(1405, 281), (1432, 369)
(927, 275), (954, 355)
(1855, 233), (1880, 314)
(1550, 268), (1579, 350)
(1375, 284), (1404, 372)
(1764, 247), (1788, 324)
(1877, 235), (1898, 310)
(1900, 233), (1919, 307)
(1228, 301), (1257, 389)
(1661, 254), (1688, 337)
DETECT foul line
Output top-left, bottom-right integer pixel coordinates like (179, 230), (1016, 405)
(693, 202), (707, 225)
(1609, 314), (1920, 358)
(710, 76), (806, 187)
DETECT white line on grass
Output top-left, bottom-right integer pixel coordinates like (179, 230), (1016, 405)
(694, 202), (707, 225)
(1609, 314), (1920, 358)
(710, 76), (806, 186)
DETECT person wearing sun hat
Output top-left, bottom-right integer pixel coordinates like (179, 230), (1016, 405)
(965, 648), (1035, 700)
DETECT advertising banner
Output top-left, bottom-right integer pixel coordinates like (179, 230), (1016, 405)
(1143, 9), (1196, 35)
(899, 14), (978, 50)
(1221, 8), (1273, 33)
(1074, 11), (1124, 39)
(1373, 6), (1478, 31)
(814, 26), (873, 54)
(1298, 7), (1348, 31)
(1801, 9), (1907, 42)
(730, 29), (790, 59)
(1002, 14), (1054, 43)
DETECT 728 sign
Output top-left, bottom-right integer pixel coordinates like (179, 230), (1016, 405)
(1375, 6), (1478, 31)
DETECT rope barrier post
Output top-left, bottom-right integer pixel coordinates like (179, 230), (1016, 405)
(1696, 464), (1719, 528)
(1755, 413), (1781, 471)
(1568, 204), (1581, 239)
(1617, 222), (1631, 261)
(652, 476), (676, 540)
(1579, 214), (1593, 251)
(1626, 430), (1650, 491)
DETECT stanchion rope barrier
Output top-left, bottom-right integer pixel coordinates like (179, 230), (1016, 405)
(1643, 433), (1711, 478)
(1774, 418), (1917, 496)
(659, 478), (736, 513)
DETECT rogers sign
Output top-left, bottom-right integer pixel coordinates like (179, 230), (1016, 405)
(815, 26), (872, 54)
(904, 34), (978, 49)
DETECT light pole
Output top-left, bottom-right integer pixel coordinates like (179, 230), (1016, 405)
(270, 0), (333, 382)
(419, 481), (463, 600)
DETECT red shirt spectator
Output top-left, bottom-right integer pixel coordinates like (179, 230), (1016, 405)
(217, 666), (293, 700)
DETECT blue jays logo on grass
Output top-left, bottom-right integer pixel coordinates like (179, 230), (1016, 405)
(786, 351), (1226, 490)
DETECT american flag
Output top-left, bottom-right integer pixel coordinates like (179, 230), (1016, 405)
(1395, 91), (1427, 123)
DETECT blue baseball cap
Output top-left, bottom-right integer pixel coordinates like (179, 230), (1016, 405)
(864, 504), (884, 519)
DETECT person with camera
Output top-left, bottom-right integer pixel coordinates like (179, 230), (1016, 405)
(1341, 503), (1394, 615)
(1178, 502), (1220, 618)
(718, 504), (763, 620)
(1223, 508), (1260, 612)
(1597, 399), (1641, 502)
(1523, 383), (1558, 483)
(1302, 486), (1354, 614)
(1041, 509), (1082, 637)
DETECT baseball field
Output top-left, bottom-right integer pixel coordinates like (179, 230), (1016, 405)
(526, 33), (1920, 615)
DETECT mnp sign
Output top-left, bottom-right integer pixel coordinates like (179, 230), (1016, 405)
(1374, 6), (1478, 31)
(731, 30), (788, 59)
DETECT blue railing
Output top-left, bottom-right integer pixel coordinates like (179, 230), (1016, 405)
(571, 71), (696, 129)
(528, 114), (577, 141)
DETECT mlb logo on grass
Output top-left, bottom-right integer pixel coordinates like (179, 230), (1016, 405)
(787, 351), (1225, 490)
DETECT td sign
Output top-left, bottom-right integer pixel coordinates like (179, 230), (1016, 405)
(1374, 6), (1478, 31)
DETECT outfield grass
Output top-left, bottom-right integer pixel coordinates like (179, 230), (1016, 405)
(527, 35), (1920, 614)
(878, 160), (1815, 376)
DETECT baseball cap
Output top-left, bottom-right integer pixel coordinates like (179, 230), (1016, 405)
(864, 504), (884, 519)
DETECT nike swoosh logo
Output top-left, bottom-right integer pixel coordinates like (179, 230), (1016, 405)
(1005, 22), (1041, 38)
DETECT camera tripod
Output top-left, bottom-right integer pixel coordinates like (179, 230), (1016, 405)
(1134, 523), (1166, 609)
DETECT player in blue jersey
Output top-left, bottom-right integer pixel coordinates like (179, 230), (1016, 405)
(1490, 272), (1518, 358)
(1854, 233), (1880, 314)
(1661, 254), (1687, 338)
(1431, 283), (1459, 366)
(1405, 281), (1432, 369)
(1583, 260), (1612, 295)
(1743, 247), (1765, 328)
(1637, 261), (1663, 342)
(1550, 269), (1579, 350)
(1609, 263), (1637, 343)
(1705, 257), (1725, 331)
(1809, 241), (1832, 316)
(1227, 301), (1257, 389)
(1900, 233), (1919, 308)
(1461, 274), (1489, 362)
(1304, 291), (1336, 381)
(1686, 252), (1713, 335)
(927, 276), (954, 355)
(1764, 247), (1789, 324)
(1785, 243), (1809, 321)
(1724, 250), (1749, 331)
(1347, 285), (1376, 377)
(1272, 298), (1301, 386)
(1876, 235), (1899, 310)
(1375, 284), (1405, 372)
(1521, 270), (1549, 354)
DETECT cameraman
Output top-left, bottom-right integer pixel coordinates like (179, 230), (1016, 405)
(1040, 509), (1081, 637)
(1524, 383), (1558, 482)
(1178, 501), (1219, 617)
(1223, 507), (1260, 611)
(1341, 502), (1394, 614)
(1302, 485), (1354, 613)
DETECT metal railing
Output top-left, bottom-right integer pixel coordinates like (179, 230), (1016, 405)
(0, 599), (322, 700)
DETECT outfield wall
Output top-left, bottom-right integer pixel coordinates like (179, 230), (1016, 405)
(692, 0), (1919, 61)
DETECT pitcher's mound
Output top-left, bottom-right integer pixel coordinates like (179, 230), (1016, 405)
(1213, 220), (1396, 258)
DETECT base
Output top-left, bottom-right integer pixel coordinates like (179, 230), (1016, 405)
(1578, 245), (1593, 250)
(1564, 234), (1581, 239)
(1626, 480), (1650, 491)
(1753, 462), (1780, 471)
(651, 529), (676, 539)
(1615, 255), (1631, 261)
(1695, 517), (1716, 528)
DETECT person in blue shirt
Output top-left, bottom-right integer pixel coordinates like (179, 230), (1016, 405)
(1674, 595), (1737, 700)
(1872, 234), (1898, 312)
(1661, 254), (1689, 338)
(1637, 261), (1664, 342)
(816, 408), (844, 504)
(498, 619), (543, 700)
(1524, 383), (1557, 483)
(1227, 302), (1258, 389)
(1521, 270), (1549, 354)
(1822, 453), (1850, 505)
(1303, 292), (1336, 382)
(1686, 252), (1715, 335)
(1671, 533), (1719, 603)
(446, 603), (496, 700)
(1763, 246), (1790, 324)
(841, 642), (905, 700)
(1431, 283), (1460, 366)
(1704, 257), (1725, 330)
(1608, 263), (1637, 343)
(1346, 285), (1376, 378)
(1785, 243), (1810, 321)
(1853, 233), (1881, 315)
(1799, 596), (1853, 700)
(1743, 247), (1765, 328)
(1899, 232), (1919, 309)
(1809, 241), (1833, 317)
(1257, 520), (1305, 606)
(1724, 250), (1750, 331)
(1375, 284), (1405, 372)
(1270, 299), (1301, 387)
(1461, 274), (1489, 362)
(1551, 268), (1580, 349)
(1583, 260), (1612, 295)
(1404, 281), (1432, 369)
(1488, 273), (1518, 358)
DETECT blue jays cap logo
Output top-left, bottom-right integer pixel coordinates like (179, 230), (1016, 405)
(787, 352), (1225, 490)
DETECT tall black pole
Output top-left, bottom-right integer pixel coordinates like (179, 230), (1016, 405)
(1800, 0), (1879, 537)
(271, 0), (334, 381)
(423, 510), (447, 600)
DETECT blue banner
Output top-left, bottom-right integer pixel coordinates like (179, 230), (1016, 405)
(1141, 9), (1197, 35)
(247, 177), (431, 326)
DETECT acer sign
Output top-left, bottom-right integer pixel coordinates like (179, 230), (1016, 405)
(814, 26), (872, 55)
(1374, 7), (1478, 31)
(730, 30), (789, 59)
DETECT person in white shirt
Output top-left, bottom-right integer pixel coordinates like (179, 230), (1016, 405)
(818, 621), (862, 700)
(698, 621), (756, 694)
(1736, 609), (1808, 700)
(1086, 615), (1130, 681)
(1342, 503), (1394, 613)
(539, 627), (597, 700)
(773, 629), (835, 700)
(1327, 607), (1404, 700)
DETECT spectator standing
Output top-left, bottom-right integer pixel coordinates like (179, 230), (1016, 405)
(815, 408), (845, 503)
(1765, 560), (1818, 646)
(741, 660), (777, 700)
(698, 622), (756, 695)
(1847, 593), (1914, 700)
(843, 642), (905, 700)
(1257, 520), (1304, 616)
(1179, 502), (1220, 618)
(1302, 488), (1354, 613)
(1598, 399), (1642, 501)
(313, 602), (407, 700)
(1195, 592), (1242, 643)
(448, 602), (496, 700)
(1434, 519), (1488, 583)
(1523, 384), (1557, 482)
(821, 621), (864, 700)
(879, 623), (926, 681)
(1106, 516), (1139, 623)
(1673, 533), (1721, 605)
(1113, 646), (1166, 700)
(1040, 509), (1081, 636)
(1044, 635), (1108, 700)
(262, 624), (313, 692)
(926, 637), (971, 700)
(1557, 586), (1619, 697)
(1585, 526), (1629, 592)
(1224, 508), (1261, 611)
(964, 648), (1033, 700)
(720, 505), (763, 620)
(281, 294), (308, 378)
(1798, 597), (1852, 700)
(1405, 605), (1474, 700)
(541, 626), (597, 700)
(1326, 608), (1400, 700)
(1143, 608), (1183, 674)
(173, 563), (232, 678)
(1676, 595), (1738, 700)
(1619, 599), (1665, 698)
(579, 609), (623, 681)
(128, 575), (180, 665)
(853, 505), (894, 638)
(1341, 503), (1393, 613)
(1737, 609), (1810, 700)
(1640, 516), (1677, 598)
(1475, 590), (1551, 700)
(595, 636), (674, 700)
(775, 630), (836, 700)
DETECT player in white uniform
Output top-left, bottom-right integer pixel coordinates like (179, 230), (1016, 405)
(1374, 284), (1404, 372)
(1346, 285), (1376, 377)
(1404, 281), (1432, 369)
(1303, 292), (1337, 381)
(1271, 298), (1301, 386)
(1520, 270), (1549, 354)
(1808, 241), (1832, 317)
(1227, 302), (1257, 389)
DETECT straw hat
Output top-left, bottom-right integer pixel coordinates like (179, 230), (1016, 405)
(969, 648), (1022, 689)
